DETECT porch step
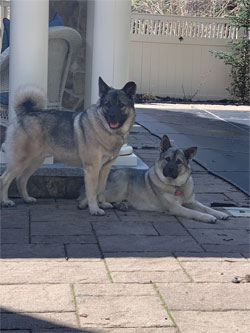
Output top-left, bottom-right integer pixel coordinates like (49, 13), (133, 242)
(0, 155), (148, 199)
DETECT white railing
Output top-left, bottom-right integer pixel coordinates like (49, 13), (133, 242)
(0, 0), (10, 42)
(130, 13), (238, 40)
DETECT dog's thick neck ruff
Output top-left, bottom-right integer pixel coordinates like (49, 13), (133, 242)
(173, 172), (191, 196)
(149, 166), (191, 197)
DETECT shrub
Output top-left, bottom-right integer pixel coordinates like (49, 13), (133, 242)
(211, 0), (250, 104)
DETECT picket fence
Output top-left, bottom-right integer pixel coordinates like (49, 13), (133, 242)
(0, 5), (237, 101)
(129, 13), (237, 101)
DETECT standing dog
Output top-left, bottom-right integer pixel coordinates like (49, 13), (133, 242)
(0, 77), (136, 215)
(79, 135), (229, 223)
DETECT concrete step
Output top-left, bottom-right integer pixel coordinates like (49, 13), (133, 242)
(0, 156), (148, 199)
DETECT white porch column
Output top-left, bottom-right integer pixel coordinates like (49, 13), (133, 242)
(9, 0), (49, 121)
(85, 0), (137, 166)
(85, 0), (131, 106)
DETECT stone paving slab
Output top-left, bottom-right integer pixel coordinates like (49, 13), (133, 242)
(224, 191), (250, 206)
(152, 220), (190, 236)
(92, 220), (158, 236)
(33, 330), (83, 333)
(0, 244), (66, 260)
(1, 228), (29, 244)
(180, 261), (250, 282)
(31, 220), (93, 235)
(1, 331), (29, 333)
(193, 183), (239, 193)
(31, 234), (97, 244)
(98, 235), (203, 252)
(172, 311), (250, 333)
(203, 243), (250, 253)
(66, 244), (102, 261)
(92, 329), (178, 333)
(0, 284), (75, 312)
(137, 211), (179, 223)
(1, 208), (29, 228)
(110, 270), (189, 283)
(0, 261), (110, 284)
(194, 192), (233, 205)
(105, 256), (190, 283)
(30, 207), (87, 222)
(104, 251), (173, 258)
(174, 252), (248, 261)
(76, 295), (171, 328)
(187, 228), (250, 253)
(157, 283), (250, 310)
(178, 216), (250, 230)
(74, 283), (156, 296)
(0, 312), (79, 330)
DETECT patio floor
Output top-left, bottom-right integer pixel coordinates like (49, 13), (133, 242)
(0, 103), (250, 332)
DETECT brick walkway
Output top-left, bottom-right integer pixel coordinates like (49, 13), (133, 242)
(0, 107), (250, 332)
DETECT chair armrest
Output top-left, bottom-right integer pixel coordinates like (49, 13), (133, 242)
(49, 26), (82, 56)
(0, 47), (10, 72)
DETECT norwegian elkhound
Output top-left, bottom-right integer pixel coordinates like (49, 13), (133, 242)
(78, 135), (229, 223)
(0, 77), (136, 215)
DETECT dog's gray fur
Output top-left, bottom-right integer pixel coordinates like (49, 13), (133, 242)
(0, 77), (136, 216)
(79, 135), (229, 223)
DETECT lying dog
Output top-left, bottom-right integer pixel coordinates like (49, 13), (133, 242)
(0, 77), (136, 215)
(78, 135), (229, 223)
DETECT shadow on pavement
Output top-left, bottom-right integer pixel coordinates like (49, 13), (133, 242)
(1, 203), (249, 260)
(136, 107), (250, 194)
(0, 307), (97, 332)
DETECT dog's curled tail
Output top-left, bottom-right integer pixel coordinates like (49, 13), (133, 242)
(15, 85), (47, 115)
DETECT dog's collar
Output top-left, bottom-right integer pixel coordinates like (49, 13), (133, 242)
(174, 189), (182, 196)
(173, 172), (191, 196)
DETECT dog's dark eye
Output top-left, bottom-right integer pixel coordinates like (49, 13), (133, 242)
(176, 159), (181, 164)
(165, 157), (170, 162)
(119, 101), (125, 107)
(105, 101), (111, 108)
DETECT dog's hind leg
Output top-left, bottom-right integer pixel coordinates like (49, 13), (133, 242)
(104, 180), (128, 210)
(16, 156), (44, 203)
(0, 162), (31, 207)
(77, 185), (88, 209)
(113, 201), (129, 211)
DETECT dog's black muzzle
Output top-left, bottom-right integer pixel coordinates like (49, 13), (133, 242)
(163, 164), (179, 179)
(105, 107), (127, 129)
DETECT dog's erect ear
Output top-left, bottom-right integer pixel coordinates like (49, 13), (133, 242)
(122, 82), (137, 101)
(184, 147), (197, 162)
(160, 135), (171, 152)
(99, 77), (111, 97)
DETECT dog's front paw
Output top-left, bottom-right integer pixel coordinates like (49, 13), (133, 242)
(1, 199), (16, 208)
(89, 207), (105, 216)
(214, 211), (229, 220)
(115, 202), (129, 212)
(23, 196), (37, 204)
(99, 202), (113, 209)
(77, 198), (88, 210)
(200, 214), (217, 224)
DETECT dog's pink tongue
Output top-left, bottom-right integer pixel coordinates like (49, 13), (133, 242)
(110, 122), (119, 129)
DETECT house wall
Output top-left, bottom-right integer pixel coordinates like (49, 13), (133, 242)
(129, 14), (236, 101)
(49, 0), (87, 111)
